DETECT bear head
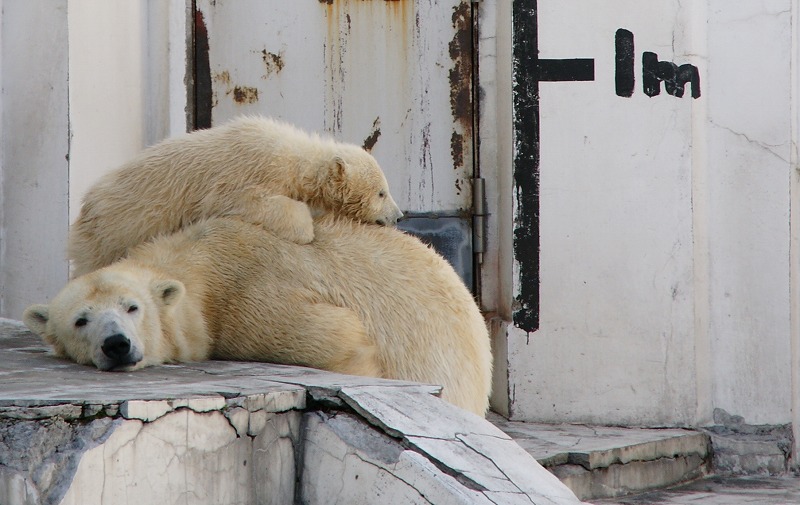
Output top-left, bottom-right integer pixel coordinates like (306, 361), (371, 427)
(320, 145), (403, 226)
(23, 267), (184, 371)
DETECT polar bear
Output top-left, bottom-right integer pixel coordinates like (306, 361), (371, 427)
(26, 217), (492, 416)
(68, 116), (403, 277)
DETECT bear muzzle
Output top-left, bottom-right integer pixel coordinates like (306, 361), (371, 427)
(99, 333), (143, 371)
(377, 208), (404, 226)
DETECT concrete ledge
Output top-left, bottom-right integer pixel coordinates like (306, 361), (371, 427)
(703, 408), (792, 475)
(490, 414), (711, 500)
(0, 319), (587, 505)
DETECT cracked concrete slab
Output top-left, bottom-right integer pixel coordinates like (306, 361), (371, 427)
(302, 412), (498, 505)
(1, 319), (587, 505)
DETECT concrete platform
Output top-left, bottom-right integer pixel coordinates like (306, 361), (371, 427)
(0, 318), (585, 505)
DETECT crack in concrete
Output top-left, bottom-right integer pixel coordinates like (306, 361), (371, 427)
(455, 434), (534, 502)
(352, 452), (436, 505)
(399, 438), (488, 493)
(710, 120), (789, 163)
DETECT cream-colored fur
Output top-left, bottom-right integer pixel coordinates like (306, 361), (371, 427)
(68, 116), (403, 277)
(26, 217), (492, 416)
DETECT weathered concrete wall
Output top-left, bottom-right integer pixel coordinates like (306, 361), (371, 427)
(481, 0), (800, 429)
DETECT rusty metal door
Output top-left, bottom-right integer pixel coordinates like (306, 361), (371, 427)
(192, 0), (477, 289)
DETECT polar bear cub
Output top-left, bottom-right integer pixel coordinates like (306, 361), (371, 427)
(68, 116), (403, 277)
(26, 217), (492, 416)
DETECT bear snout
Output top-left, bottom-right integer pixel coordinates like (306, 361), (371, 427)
(378, 210), (404, 226)
(101, 333), (132, 361)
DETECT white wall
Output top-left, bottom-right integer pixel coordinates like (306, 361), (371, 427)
(68, 0), (189, 223)
(705, 0), (793, 426)
(0, 1), (70, 319)
(483, 0), (799, 428)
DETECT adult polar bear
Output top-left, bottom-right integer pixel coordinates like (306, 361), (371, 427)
(26, 217), (492, 416)
(68, 116), (403, 277)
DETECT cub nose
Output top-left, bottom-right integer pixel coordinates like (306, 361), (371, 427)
(377, 210), (404, 226)
(102, 334), (131, 360)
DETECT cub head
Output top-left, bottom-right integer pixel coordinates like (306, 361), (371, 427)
(22, 267), (184, 371)
(323, 145), (403, 226)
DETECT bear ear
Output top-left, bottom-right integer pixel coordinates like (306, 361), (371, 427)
(23, 304), (50, 336)
(151, 279), (185, 307)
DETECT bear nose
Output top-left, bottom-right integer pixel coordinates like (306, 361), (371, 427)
(102, 334), (131, 360)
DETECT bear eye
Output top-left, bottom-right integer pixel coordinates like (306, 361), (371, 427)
(379, 190), (386, 198)
(127, 304), (139, 314)
(75, 317), (88, 328)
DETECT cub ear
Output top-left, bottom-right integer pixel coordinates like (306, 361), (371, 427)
(151, 280), (185, 307)
(23, 304), (50, 335)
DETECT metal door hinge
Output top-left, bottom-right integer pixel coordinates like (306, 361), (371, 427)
(472, 177), (486, 264)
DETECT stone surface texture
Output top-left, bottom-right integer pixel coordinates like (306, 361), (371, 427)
(0, 319), (586, 505)
(596, 476), (800, 505)
(489, 414), (712, 500)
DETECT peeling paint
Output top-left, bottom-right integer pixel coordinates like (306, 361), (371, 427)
(260, 49), (285, 76)
(451, 131), (464, 169)
(448, 3), (473, 170)
(213, 70), (231, 85)
(212, 71), (259, 105)
(232, 85), (259, 104)
(363, 117), (381, 152)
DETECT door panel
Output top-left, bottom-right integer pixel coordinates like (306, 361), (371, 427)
(194, 0), (473, 214)
(194, 0), (475, 286)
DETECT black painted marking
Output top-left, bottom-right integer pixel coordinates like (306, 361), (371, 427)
(538, 59), (595, 82)
(642, 51), (701, 99)
(615, 29), (635, 97)
(193, 8), (213, 130)
(512, 0), (540, 333)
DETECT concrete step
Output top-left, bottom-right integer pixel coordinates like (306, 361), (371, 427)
(488, 413), (712, 501)
(595, 475), (800, 505)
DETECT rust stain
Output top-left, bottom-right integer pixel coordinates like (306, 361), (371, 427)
(448, 2), (473, 169)
(213, 70), (231, 85)
(451, 131), (464, 169)
(232, 86), (259, 104)
(323, 0), (344, 134)
(320, 0), (413, 134)
(362, 117), (382, 152)
(213, 70), (259, 105)
(260, 49), (285, 76)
